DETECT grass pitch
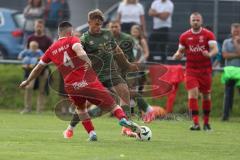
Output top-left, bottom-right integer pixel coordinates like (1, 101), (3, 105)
(0, 110), (239, 160)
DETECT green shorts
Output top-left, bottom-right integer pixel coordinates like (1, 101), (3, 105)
(101, 74), (126, 88)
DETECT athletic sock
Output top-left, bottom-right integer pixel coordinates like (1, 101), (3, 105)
(67, 124), (74, 131)
(121, 105), (131, 118)
(112, 107), (127, 120)
(188, 98), (199, 125)
(135, 94), (149, 112)
(70, 112), (81, 127)
(81, 119), (94, 134)
(202, 99), (211, 125)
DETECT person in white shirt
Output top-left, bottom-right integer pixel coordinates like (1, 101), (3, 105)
(116, 0), (146, 35)
(148, 0), (174, 63)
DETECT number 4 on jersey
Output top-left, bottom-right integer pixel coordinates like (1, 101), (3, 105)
(63, 51), (74, 68)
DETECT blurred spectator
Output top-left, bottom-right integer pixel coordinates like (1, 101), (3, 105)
(116, 0), (146, 35)
(19, 41), (44, 114)
(221, 23), (240, 121)
(148, 0), (174, 63)
(130, 24), (149, 95)
(27, 19), (52, 53)
(18, 41), (43, 69)
(130, 24), (149, 63)
(73, 30), (82, 38)
(20, 19), (52, 114)
(44, 0), (70, 39)
(23, 0), (44, 43)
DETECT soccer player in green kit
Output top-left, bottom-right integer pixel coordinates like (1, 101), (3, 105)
(108, 21), (155, 116)
(63, 9), (153, 139)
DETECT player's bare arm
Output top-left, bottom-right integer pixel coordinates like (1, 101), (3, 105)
(72, 43), (92, 71)
(19, 63), (45, 88)
(114, 45), (138, 72)
(202, 42), (218, 58)
(173, 47), (185, 60)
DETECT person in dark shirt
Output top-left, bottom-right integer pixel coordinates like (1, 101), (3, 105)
(20, 19), (53, 114)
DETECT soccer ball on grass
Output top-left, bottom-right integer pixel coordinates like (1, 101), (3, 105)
(139, 126), (152, 141)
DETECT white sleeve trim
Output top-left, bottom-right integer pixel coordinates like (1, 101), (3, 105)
(208, 40), (217, 46)
(72, 43), (82, 50)
(39, 60), (48, 66)
(178, 44), (185, 49)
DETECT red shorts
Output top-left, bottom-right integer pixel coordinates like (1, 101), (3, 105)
(185, 74), (212, 94)
(65, 81), (115, 110)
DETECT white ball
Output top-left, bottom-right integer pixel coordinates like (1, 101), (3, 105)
(139, 126), (152, 141)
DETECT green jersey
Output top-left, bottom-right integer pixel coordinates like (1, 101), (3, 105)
(113, 32), (135, 62)
(81, 29), (119, 82)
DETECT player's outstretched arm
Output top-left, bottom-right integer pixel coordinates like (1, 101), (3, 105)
(114, 46), (138, 72)
(19, 63), (45, 88)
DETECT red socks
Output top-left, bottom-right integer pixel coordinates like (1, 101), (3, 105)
(82, 119), (94, 134)
(188, 98), (199, 125)
(202, 99), (211, 125)
(189, 98), (211, 125)
(112, 107), (127, 120)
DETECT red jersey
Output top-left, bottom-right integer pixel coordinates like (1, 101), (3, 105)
(40, 36), (97, 84)
(179, 28), (216, 75)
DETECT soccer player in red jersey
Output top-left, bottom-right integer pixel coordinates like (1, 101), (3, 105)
(19, 21), (141, 141)
(173, 12), (218, 131)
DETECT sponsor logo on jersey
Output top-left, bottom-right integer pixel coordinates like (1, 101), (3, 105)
(89, 41), (94, 45)
(72, 80), (88, 90)
(189, 44), (206, 53)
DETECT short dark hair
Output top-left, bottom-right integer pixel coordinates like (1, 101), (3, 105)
(88, 9), (104, 22)
(190, 12), (202, 17)
(58, 21), (72, 32)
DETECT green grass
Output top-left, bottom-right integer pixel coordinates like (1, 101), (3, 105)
(0, 110), (240, 160)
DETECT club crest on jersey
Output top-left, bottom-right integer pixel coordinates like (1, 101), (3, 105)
(199, 36), (204, 43)
(103, 35), (109, 40)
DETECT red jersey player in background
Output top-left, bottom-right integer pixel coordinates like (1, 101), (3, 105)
(19, 21), (141, 141)
(173, 12), (218, 131)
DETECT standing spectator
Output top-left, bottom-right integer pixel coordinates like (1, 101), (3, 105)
(130, 24), (149, 63)
(116, 0), (146, 35)
(23, 0), (44, 43)
(130, 24), (149, 95)
(20, 19), (52, 114)
(27, 19), (52, 52)
(148, 0), (174, 63)
(19, 41), (44, 114)
(44, 0), (70, 39)
(173, 12), (218, 131)
(221, 23), (240, 121)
